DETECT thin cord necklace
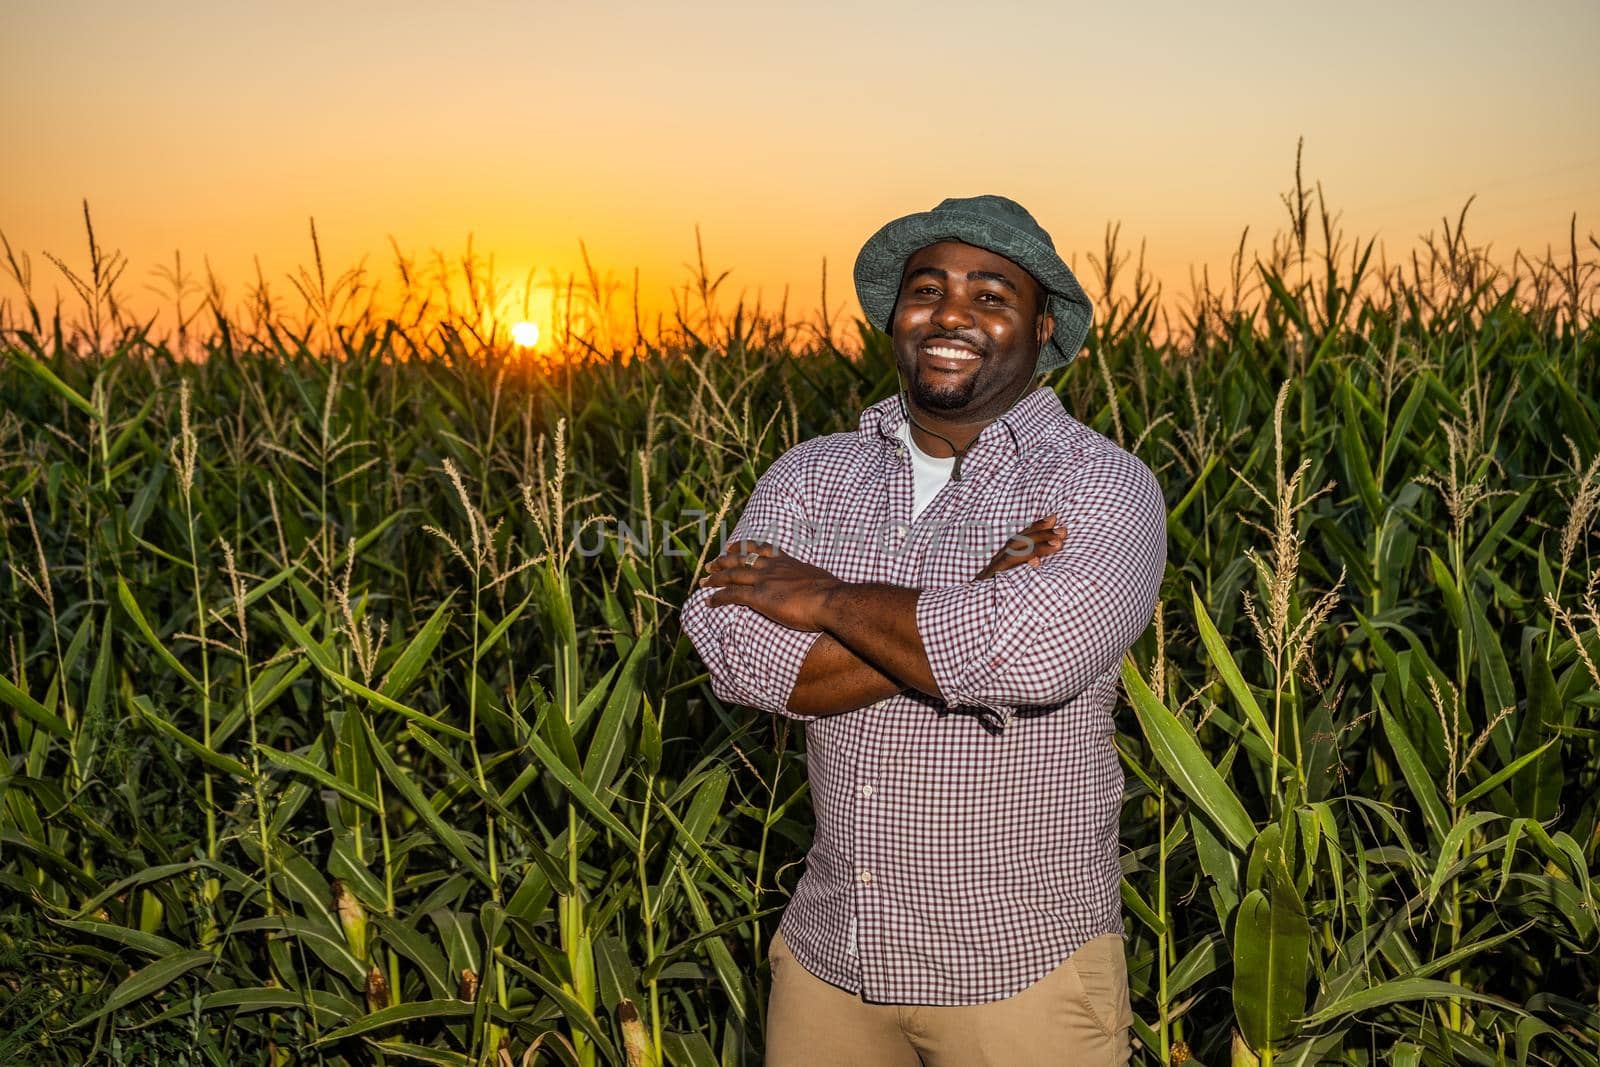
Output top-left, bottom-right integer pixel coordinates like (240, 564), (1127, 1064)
(894, 360), (1041, 482)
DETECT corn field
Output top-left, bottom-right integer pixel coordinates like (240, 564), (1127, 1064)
(2, 185), (1599, 1065)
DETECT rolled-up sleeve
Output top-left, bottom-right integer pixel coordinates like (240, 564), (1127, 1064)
(679, 447), (825, 721)
(915, 448), (1167, 731)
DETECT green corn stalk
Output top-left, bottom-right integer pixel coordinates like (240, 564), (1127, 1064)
(2, 185), (1598, 1065)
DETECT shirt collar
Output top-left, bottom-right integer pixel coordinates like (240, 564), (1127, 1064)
(857, 385), (1064, 469)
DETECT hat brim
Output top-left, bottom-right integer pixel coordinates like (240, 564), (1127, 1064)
(852, 207), (1094, 374)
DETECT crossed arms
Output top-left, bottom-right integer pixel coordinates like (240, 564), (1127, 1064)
(678, 449), (1166, 731)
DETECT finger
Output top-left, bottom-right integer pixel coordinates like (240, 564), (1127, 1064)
(1009, 516), (1060, 541)
(706, 541), (772, 573)
(699, 567), (759, 588)
(1003, 536), (1035, 558)
(706, 586), (748, 608)
(722, 540), (769, 560)
(705, 546), (746, 573)
(717, 540), (769, 558)
(997, 527), (1040, 557)
(1006, 531), (1062, 560)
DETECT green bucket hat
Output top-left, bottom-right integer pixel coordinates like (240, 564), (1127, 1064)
(853, 194), (1094, 374)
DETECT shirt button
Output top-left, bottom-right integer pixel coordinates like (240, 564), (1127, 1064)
(858, 783), (875, 799)
(858, 869), (874, 885)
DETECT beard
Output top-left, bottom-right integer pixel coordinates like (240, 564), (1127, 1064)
(904, 359), (983, 411)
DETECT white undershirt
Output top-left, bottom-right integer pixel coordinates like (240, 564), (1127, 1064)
(895, 420), (957, 520)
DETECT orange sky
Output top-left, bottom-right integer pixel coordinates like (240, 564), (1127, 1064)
(3, 0), (1597, 347)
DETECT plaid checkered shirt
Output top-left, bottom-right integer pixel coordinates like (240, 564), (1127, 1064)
(679, 385), (1167, 1005)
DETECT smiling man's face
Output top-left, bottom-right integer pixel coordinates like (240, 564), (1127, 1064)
(890, 240), (1054, 421)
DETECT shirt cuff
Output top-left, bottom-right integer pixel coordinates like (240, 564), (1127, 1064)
(683, 582), (825, 719)
(915, 581), (1016, 731)
(726, 612), (826, 719)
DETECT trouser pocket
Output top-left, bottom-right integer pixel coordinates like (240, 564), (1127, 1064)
(1061, 934), (1132, 1038)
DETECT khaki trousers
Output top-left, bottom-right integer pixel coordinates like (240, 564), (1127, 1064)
(764, 930), (1134, 1066)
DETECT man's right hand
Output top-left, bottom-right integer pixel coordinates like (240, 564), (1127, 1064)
(974, 515), (1066, 580)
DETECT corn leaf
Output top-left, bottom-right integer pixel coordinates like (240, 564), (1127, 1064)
(1122, 656), (1256, 851)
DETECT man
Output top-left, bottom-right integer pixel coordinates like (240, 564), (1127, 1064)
(679, 194), (1166, 1065)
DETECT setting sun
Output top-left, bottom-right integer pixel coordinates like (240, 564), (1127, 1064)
(511, 321), (541, 348)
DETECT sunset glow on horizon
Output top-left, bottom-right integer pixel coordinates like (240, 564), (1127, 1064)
(3, 0), (1596, 345)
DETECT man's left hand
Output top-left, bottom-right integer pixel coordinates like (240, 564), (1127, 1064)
(698, 540), (840, 632)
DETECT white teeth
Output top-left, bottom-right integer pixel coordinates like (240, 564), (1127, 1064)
(925, 345), (978, 360)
